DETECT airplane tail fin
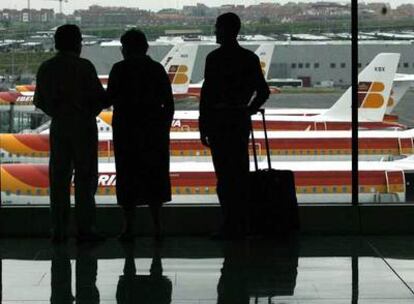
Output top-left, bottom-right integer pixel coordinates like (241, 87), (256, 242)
(161, 43), (199, 94)
(387, 73), (414, 114)
(255, 44), (275, 80)
(321, 53), (400, 122)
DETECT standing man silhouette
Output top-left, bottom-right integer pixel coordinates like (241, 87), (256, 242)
(34, 24), (106, 242)
(199, 13), (270, 240)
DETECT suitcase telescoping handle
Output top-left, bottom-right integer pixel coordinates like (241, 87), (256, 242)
(250, 108), (272, 171)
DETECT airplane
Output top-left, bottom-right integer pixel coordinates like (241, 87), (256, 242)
(2, 128), (414, 163)
(2, 157), (414, 205)
(2, 53), (405, 132)
(262, 72), (414, 122)
(93, 53), (405, 131)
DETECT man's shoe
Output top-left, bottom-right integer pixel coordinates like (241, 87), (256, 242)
(77, 231), (106, 243)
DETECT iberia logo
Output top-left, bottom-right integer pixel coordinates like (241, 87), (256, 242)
(387, 89), (395, 107)
(168, 65), (189, 85)
(358, 81), (385, 109)
(260, 61), (266, 75)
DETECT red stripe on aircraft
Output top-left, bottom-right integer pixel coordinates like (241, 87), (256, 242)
(14, 134), (50, 151)
(2, 164), (49, 187)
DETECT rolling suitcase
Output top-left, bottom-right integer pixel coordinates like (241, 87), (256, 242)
(248, 109), (300, 236)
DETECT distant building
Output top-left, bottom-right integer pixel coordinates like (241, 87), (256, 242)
(0, 8), (54, 23)
(73, 5), (153, 26)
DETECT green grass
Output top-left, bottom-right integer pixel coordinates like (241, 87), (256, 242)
(0, 51), (55, 75)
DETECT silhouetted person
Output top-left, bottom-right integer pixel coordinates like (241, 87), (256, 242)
(105, 29), (174, 241)
(116, 241), (172, 304)
(34, 24), (106, 242)
(50, 244), (74, 304)
(199, 13), (270, 239)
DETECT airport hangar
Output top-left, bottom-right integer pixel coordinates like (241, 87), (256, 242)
(82, 40), (414, 87)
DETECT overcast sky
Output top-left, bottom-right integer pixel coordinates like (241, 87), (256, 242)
(0, 1), (411, 14)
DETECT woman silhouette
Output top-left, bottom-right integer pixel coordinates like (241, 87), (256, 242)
(105, 29), (174, 240)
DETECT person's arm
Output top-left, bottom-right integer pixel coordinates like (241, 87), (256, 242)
(157, 63), (174, 125)
(199, 55), (213, 147)
(85, 61), (107, 116)
(33, 63), (55, 117)
(248, 55), (270, 115)
(105, 64), (121, 110)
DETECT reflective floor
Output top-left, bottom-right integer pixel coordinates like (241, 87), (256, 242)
(1, 236), (414, 303)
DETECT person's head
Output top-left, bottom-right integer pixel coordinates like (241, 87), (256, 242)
(54, 24), (82, 55)
(120, 29), (149, 59)
(215, 12), (241, 45)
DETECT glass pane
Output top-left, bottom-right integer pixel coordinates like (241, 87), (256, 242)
(358, 4), (414, 204)
(0, 1), (358, 207)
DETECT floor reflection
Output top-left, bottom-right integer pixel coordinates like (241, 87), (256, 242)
(51, 244), (73, 304)
(1, 236), (414, 303)
(116, 241), (172, 304)
(51, 243), (100, 304)
(218, 238), (299, 303)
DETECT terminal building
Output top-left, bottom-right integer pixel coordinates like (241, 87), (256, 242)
(83, 39), (414, 87)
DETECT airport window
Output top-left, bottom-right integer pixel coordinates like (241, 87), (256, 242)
(3, 1), (413, 209)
